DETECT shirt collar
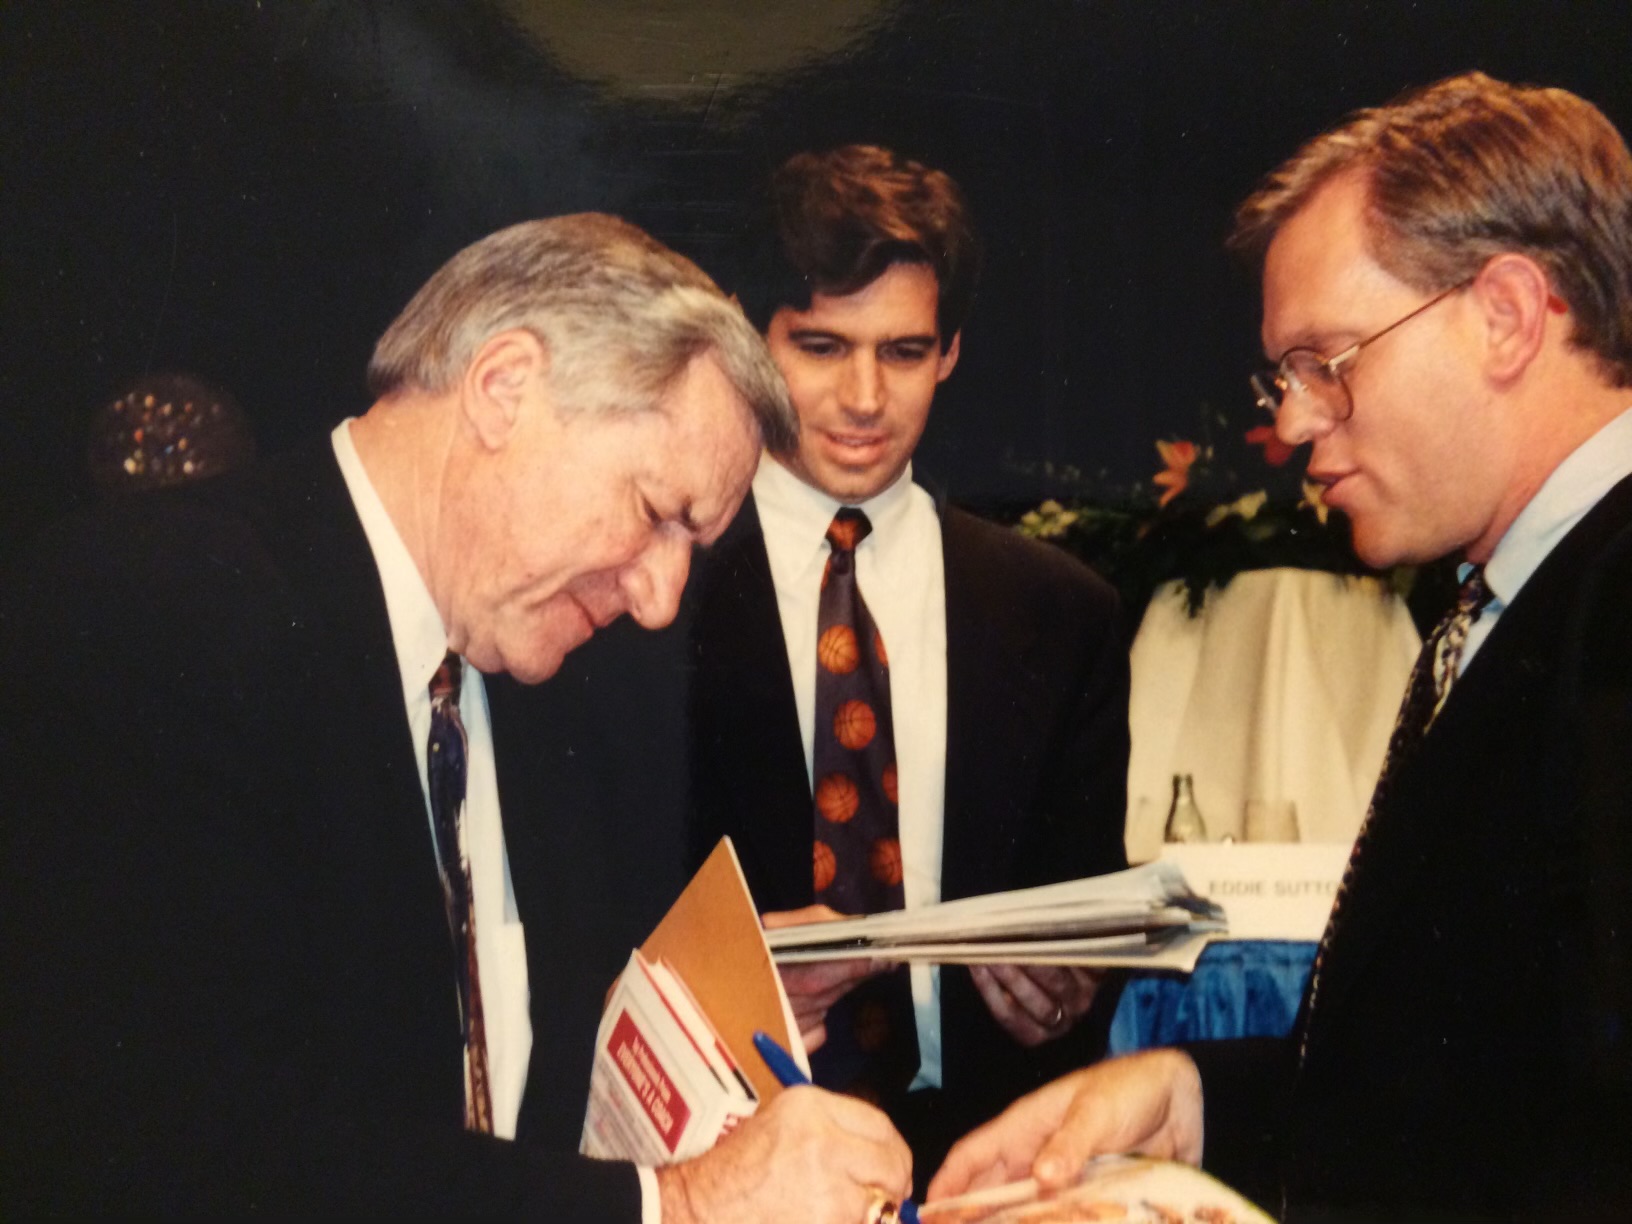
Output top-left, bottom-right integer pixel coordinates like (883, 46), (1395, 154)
(331, 420), (451, 705)
(1470, 404), (1632, 606)
(751, 453), (918, 582)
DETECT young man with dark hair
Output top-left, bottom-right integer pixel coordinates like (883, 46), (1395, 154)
(688, 145), (1132, 1183)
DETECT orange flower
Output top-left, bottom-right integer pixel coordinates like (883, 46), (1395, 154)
(1245, 424), (1296, 467)
(1153, 438), (1199, 507)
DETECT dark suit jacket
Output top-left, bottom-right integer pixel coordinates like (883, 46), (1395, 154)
(1190, 473), (1632, 1221)
(687, 491), (1132, 1131)
(0, 444), (656, 1218)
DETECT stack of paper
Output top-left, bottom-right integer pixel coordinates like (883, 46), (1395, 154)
(764, 862), (1226, 973)
(581, 950), (759, 1164)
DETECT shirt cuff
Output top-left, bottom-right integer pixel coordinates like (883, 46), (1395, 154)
(638, 1165), (662, 1224)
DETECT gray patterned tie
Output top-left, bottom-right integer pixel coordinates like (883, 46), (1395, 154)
(1299, 566), (1493, 1065)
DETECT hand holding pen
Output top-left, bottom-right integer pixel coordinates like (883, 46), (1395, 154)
(654, 1035), (912, 1224)
(755, 1031), (921, 1224)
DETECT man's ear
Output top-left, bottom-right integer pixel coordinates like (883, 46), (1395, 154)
(462, 328), (550, 450)
(936, 330), (963, 383)
(1473, 254), (1550, 386)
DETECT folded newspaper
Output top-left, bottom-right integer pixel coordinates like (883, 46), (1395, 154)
(764, 861), (1226, 973)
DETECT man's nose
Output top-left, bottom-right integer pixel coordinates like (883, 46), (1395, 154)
(839, 351), (884, 417)
(1273, 386), (1338, 449)
(622, 531), (691, 629)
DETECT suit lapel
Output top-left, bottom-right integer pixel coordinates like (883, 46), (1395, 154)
(942, 507), (997, 901)
(241, 446), (452, 957)
(220, 444), (463, 1100)
(1308, 473), (1632, 1037)
(691, 494), (814, 905)
(244, 445), (434, 845)
(939, 506), (1048, 901)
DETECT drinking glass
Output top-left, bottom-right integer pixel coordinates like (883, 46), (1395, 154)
(1243, 798), (1300, 843)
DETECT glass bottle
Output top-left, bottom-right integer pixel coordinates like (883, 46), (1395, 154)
(1163, 773), (1208, 843)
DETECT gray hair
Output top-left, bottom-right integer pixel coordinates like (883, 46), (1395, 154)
(368, 213), (796, 450)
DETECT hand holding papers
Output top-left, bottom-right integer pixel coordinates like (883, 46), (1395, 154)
(764, 862), (1226, 974)
(763, 903), (891, 1053)
(927, 1050), (1223, 1217)
(967, 963), (1104, 1049)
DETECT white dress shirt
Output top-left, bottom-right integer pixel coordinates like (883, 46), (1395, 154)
(1461, 405), (1632, 673)
(334, 422), (666, 1219)
(752, 454), (948, 1089)
(331, 421), (533, 1138)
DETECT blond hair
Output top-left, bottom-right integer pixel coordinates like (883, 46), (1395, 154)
(1233, 72), (1632, 387)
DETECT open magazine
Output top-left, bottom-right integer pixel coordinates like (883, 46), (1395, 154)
(919, 1155), (1273, 1223)
(764, 861), (1226, 972)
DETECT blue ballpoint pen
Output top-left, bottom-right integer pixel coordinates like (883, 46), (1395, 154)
(752, 1031), (921, 1224)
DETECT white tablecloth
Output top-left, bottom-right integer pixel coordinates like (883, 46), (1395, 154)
(1124, 568), (1421, 862)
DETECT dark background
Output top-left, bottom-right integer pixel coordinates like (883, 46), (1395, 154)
(4, 0), (1628, 573)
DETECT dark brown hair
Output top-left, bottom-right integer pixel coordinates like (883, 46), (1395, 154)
(1232, 72), (1632, 387)
(737, 144), (981, 350)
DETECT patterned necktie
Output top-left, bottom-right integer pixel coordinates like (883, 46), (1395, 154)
(808, 508), (920, 1102)
(428, 652), (494, 1134)
(1299, 566), (1493, 1064)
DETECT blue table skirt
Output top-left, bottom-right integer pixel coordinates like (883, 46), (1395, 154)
(1108, 940), (1317, 1055)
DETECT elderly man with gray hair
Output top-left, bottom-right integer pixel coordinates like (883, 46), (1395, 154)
(1, 213), (911, 1222)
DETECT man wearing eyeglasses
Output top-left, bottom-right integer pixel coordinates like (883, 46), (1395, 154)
(929, 72), (1632, 1220)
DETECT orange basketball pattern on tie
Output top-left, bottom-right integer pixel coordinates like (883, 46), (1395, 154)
(815, 773), (860, 823)
(813, 841), (837, 892)
(833, 699), (876, 750)
(870, 838), (903, 887)
(817, 624), (860, 675)
(854, 998), (891, 1053)
(809, 506), (918, 1100)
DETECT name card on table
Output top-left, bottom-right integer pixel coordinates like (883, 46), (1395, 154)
(1157, 843), (1352, 941)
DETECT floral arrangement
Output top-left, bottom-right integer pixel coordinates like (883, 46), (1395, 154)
(1014, 405), (1410, 617)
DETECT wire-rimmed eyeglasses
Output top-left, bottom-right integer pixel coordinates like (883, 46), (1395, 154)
(1249, 279), (1473, 423)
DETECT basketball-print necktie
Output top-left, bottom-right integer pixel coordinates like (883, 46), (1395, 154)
(809, 508), (920, 1101)
(1299, 565), (1493, 1065)
(428, 652), (494, 1133)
